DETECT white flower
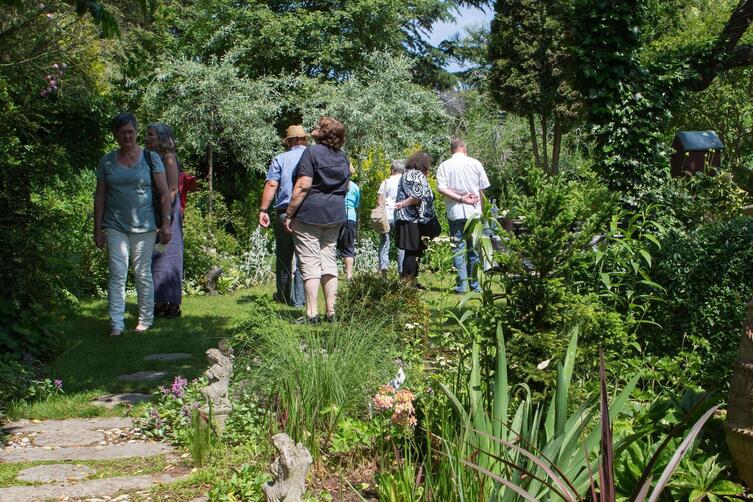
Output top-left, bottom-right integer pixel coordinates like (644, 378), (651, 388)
(537, 359), (551, 370)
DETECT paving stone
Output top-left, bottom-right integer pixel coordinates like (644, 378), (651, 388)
(34, 429), (105, 447)
(92, 393), (152, 408)
(16, 463), (95, 483)
(143, 352), (192, 362)
(3, 417), (134, 434)
(117, 371), (169, 382)
(0, 441), (173, 463)
(0, 473), (188, 502)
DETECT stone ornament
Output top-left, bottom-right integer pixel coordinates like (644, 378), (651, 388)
(725, 297), (753, 487)
(202, 266), (223, 295)
(200, 348), (233, 411)
(262, 433), (312, 502)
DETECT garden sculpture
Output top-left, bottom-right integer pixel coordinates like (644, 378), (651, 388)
(263, 433), (312, 502)
(200, 347), (233, 430)
(725, 296), (753, 487)
(202, 265), (223, 295)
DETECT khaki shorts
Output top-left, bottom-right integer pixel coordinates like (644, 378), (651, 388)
(291, 219), (341, 280)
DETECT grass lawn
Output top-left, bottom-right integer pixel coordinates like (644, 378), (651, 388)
(7, 270), (467, 421)
(8, 286), (290, 420)
(48, 289), (281, 396)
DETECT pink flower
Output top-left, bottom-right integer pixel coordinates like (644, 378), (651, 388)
(373, 393), (394, 411)
(53, 379), (63, 391)
(379, 384), (396, 394)
(395, 389), (415, 404)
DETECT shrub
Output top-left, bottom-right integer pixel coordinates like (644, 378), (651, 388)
(337, 273), (431, 339)
(643, 216), (753, 388)
(182, 190), (242, 294)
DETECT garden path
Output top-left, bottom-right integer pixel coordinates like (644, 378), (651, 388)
(0, 417), (189, 501)
(0, 289), (286, 500)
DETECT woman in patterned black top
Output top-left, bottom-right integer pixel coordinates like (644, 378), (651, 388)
(394, 151), (435, 286)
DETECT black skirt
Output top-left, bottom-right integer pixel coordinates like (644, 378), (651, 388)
(395, 220), (424, 251)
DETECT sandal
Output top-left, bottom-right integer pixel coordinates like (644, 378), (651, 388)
(110, 329), (123, 337)
(134, 324), (151, 333)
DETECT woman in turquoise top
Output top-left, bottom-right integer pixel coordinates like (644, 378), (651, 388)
(94, 113), (172, 337)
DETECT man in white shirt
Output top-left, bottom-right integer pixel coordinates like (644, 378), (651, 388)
(436, 138), (490, 293)
(377, 160), (406, 276)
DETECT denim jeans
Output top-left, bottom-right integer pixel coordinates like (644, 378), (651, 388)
(273, 211), (304, 307)
(104, 228), (157, 331)
(448, 218), (480, 292)
(378, 221), (404, 273)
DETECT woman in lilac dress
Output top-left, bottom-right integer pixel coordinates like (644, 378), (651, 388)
(146, 123), (184, 318)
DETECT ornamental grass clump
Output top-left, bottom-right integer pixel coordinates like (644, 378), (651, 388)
(250, 316), (399, 458)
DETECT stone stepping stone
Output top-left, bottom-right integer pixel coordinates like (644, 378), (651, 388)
(0, 441), (173, 463)
(0, 472), (188, 502)
(16, 463), (94, 483)
(118, 370), (169, 382)
(143, 352), (191, 362)
(92, 393), (152, 408)
(33, 429), (104, 447)
(3, 417), (134, 435)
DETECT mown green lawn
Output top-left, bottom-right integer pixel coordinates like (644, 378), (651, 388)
(10, 272), (462, 421)
(10, 286), (291, 419)
(49, 288), (291, 395)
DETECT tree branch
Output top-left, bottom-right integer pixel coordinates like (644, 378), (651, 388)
(686, 0), (753, 91)
(719, 0), (753, 54)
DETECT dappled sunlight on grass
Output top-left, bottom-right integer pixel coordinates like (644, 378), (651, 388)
(48, 290), (263, 398)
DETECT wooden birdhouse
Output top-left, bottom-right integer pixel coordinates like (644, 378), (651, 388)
(670, 131), (724, 177)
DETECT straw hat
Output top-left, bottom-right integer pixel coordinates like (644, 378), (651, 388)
(284, 124), (308, 140)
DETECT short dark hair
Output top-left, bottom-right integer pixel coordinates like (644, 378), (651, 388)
(451, 137), (466, 153)
(317, 116), (346, 150)
(111, 112), (138, 134)
(405, 151), (432, 175)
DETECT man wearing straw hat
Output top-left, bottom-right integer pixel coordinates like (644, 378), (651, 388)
(258, 125), (309, 307)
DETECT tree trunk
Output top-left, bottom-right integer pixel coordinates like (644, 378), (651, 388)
(528, 113), (541, 169)
(551, 118), (562, 175)
(207, 143), (213, 216)
(541, 114), (549, 173)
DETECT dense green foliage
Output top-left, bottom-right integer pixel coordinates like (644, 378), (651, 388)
(4, 0), (753, 497)
(488, 0), (579, 173)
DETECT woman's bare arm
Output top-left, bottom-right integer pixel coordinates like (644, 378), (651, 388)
(94, 178), (106, 248)
(163, 152), (180, 200)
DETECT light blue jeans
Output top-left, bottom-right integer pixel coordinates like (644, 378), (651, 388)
(378, 221), (404, 273)
(104, 228), (157, 331)
(449, 219), (480, 292)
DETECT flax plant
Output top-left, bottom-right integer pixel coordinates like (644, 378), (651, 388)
(427, 321), (717, 501)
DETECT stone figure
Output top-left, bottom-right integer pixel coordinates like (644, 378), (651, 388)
(218, 338), (234, 359)
(202, 265), (223, 295)
(263, 433), (312, 502)
(200, 348), (232, 411)
(725, 297), (753, 487)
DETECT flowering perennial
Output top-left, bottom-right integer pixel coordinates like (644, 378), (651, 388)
(372, 384), (417, 428)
